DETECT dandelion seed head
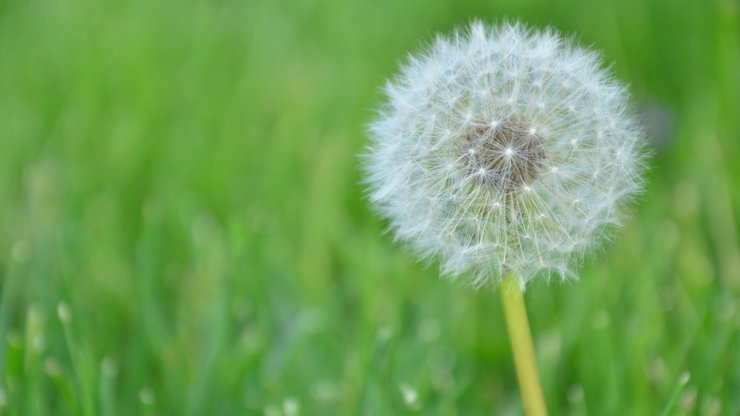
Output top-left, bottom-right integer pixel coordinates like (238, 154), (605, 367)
(364, 21), (647, 288)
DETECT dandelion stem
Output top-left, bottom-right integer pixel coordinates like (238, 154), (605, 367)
(501, 275), (547, 416)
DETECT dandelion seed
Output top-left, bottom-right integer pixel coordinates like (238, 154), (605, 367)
(364, 21), (646, 288)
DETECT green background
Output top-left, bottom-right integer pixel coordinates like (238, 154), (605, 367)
(0, 0), (738, 414)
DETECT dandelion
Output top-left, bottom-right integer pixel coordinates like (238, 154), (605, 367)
(364, 21), (647, 415)
(364, 21), (645, 289)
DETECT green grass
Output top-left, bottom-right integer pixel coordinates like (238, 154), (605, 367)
(0, 0), (738, 414)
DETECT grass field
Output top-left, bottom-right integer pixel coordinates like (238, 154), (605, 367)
(0, 0), (738, 414)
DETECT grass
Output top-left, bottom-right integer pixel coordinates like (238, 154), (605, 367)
(0, 0), (738, 414)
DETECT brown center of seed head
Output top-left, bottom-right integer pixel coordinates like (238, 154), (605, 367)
(461, 119), (546, 192)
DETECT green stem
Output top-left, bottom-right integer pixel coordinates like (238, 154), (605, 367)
(501, 275), (548, 416)
(659, 372), (690, 416)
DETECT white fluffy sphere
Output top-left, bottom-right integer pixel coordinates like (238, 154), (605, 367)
(364, 21), (647, 288)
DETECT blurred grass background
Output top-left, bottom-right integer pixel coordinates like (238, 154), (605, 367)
(0, 0), (738, 414)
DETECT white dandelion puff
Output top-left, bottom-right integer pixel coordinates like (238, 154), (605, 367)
(364, 21), (647, 288)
